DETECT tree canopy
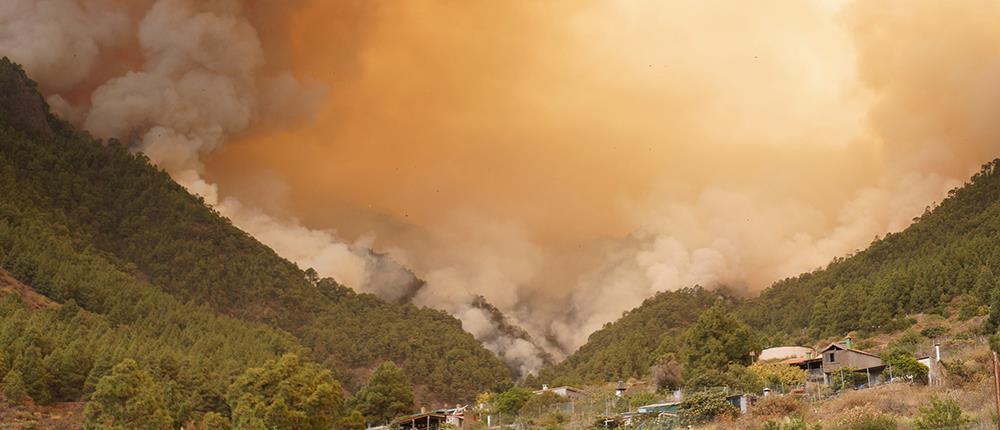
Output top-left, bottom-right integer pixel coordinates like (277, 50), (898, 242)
(350, 361), (414, 425)
(227, 354), (344, 430)
(682, 306), (758, 373)
(0, 55), (510, 422)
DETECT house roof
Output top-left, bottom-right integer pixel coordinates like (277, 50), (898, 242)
(392, 406), (467, 424)
(392, 413), (449, 424)
(535, 385), (584, 394)
(819, 342), (881, 359)
(782, 356), (820, 365)
(555, 385), (583, 392)
(639, 402), (681, 408)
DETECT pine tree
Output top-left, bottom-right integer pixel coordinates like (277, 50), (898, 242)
(83, 359), (173, 430)
(350, 361), (415, 425)
(13, 345), (51, 405)
(682, 305), (758, 374)
(975, 266), (997, 303)
(337, 410), (367, 430)
(227, 353), (344, 430)
(1, 370), (29, 404)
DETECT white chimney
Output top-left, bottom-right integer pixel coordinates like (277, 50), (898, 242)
(934, 343), (941, 362)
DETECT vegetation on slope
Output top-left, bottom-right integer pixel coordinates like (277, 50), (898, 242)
(535, 287), (724, 385)
(0, 55), (509, 423)
(544, 158), (1000, 385)
(741, 160), (1000, 343)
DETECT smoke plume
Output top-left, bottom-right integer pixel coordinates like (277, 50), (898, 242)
(5, 0), (1000, 367)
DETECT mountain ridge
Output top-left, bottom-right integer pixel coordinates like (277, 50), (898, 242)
(541, 160), (1000, 385)
(0, 57), (511, 404)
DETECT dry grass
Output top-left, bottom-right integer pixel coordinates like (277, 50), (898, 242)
(0, 400), (84, 430)
(812, 383), (932, 419)
(0, 268), (57, 310)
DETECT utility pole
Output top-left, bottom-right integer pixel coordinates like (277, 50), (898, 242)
(993, 351), (1000, 430)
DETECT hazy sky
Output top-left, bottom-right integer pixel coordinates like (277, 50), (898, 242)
(208, 1), (872, 246)
(6, 0), (1000, 365)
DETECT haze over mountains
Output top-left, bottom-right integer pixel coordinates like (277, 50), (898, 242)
(542, 157), (1000, 385)
(4, 0), (1000, 375)
(0, 57), (510, 408)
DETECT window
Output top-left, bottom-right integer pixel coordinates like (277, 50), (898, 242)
(827, 352), (835, 363)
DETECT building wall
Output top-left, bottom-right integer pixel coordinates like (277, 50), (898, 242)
(821, 348), (882, 373)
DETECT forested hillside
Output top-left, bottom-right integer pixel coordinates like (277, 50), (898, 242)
(535, 287), (724, 385)
(0, 57), (510, 423)
(741, 161), (1000, 342)
(543, 160), (1000, 385)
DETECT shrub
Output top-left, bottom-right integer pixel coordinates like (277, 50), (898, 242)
(883, 354), (928, 384)
(957, 295), (985, 321)
(760, 417), (820, 430)
(920, 326), (947, 339)
(751, 395), (805, 420)
(942, 360), (973, 384)
(833, 411), (897, 430)
(912, 396), (970, 430)
(494, 387), (533, 415)
(829, 368), (868, 391)
(678, 390), (737, 425)
(1, 370), (29, 404)
(749, 363), (807, 391)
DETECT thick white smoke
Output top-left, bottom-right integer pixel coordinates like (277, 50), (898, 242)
(548, 174), (959, 351)
(1, 0), (553, 374)
(0, 0), (371, 290)
(6, 0), (998, 371)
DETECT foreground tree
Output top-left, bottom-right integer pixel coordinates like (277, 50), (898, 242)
(350, 361), (415, 425)
(336, 410), (366, 430)
(493, 387), (533, 416)
(884, 354), (928, 384)
(83, 359), (173, 430)
(227, 354), (344, 430)
(682, 305), (758, 373)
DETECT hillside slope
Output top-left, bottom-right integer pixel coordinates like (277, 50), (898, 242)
(536, 287), (724, 385)
(0, 57), (510, 403)
(544, 160), (1000, 384)
(741, 160), (1000, 342)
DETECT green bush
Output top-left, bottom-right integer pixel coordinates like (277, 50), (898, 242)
(833, 413), (897, 430)
(678, 391), (736, 425)
(760, 417), (820, 430)
(912, 396), (969, 430)
(1, 370), (29, 404)
(919, 326), (947, 339)
(883, 354), (928, 384)
(941, 360), (973, 384)
(829, 368), (868, 391)
(494, 387), (533, 415)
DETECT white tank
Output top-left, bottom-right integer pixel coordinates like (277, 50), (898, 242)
(758, 346), (815, 361)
